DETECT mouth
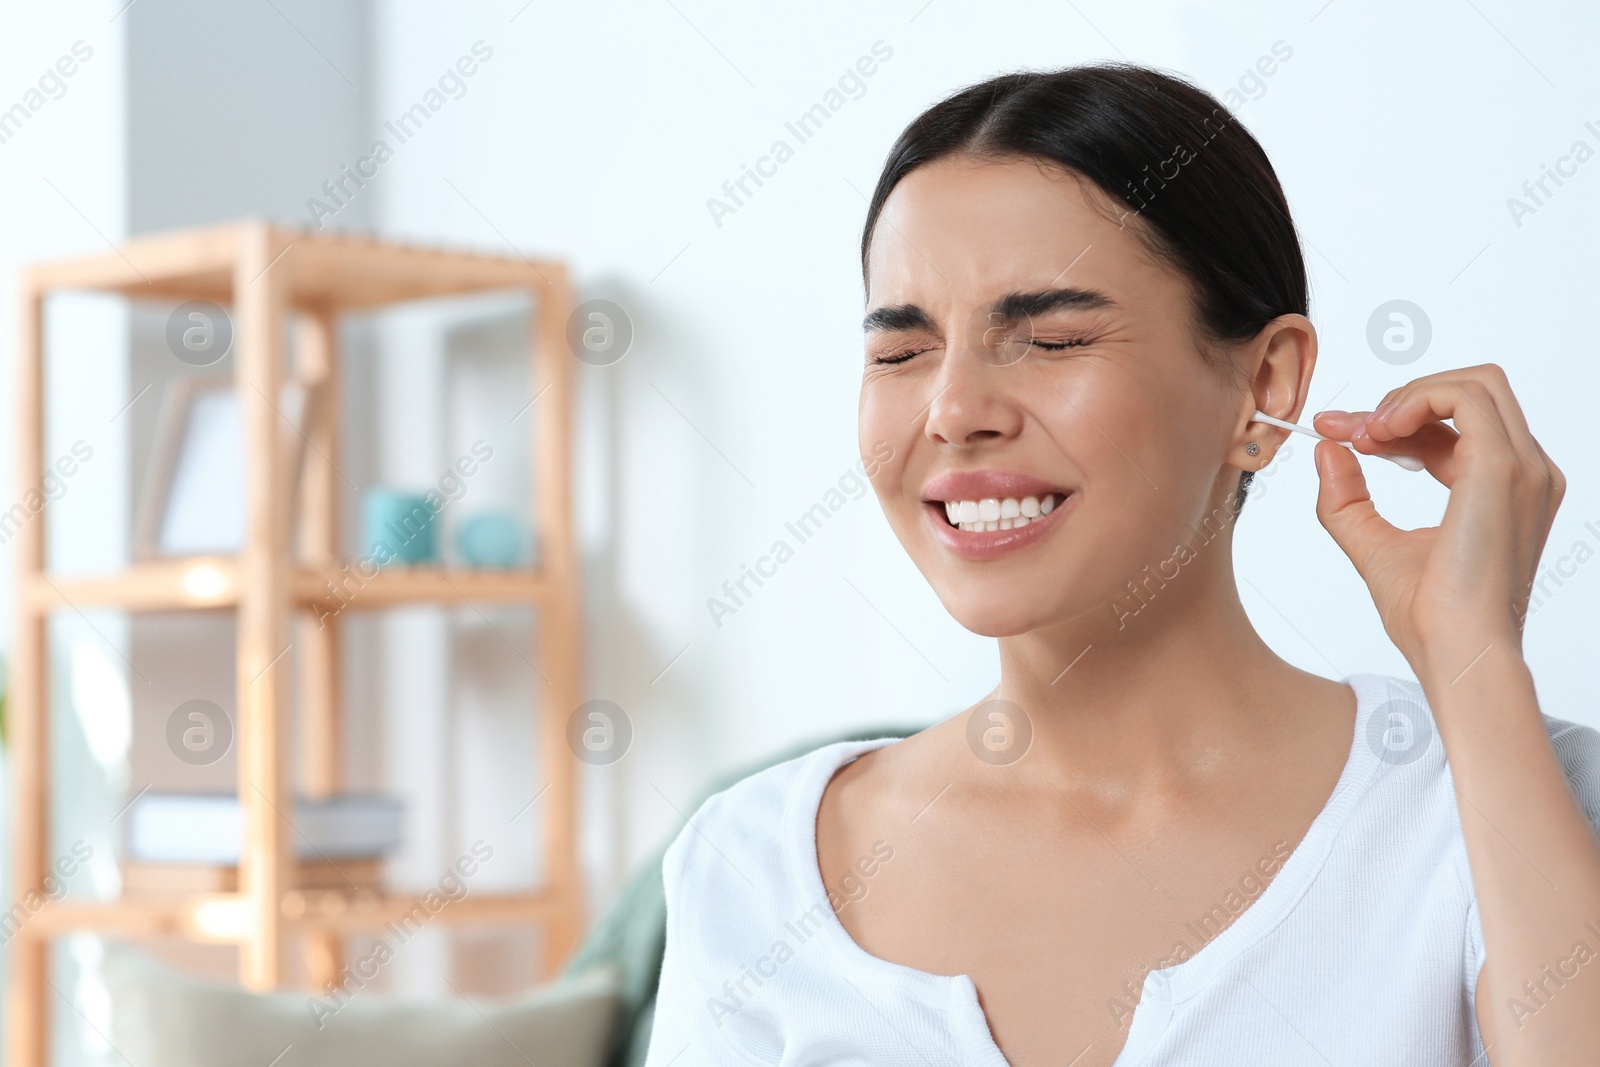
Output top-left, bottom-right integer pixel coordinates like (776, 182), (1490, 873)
(918, 470), (1077, 561)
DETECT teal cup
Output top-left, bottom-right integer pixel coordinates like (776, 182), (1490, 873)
(362, 488), (437, 566)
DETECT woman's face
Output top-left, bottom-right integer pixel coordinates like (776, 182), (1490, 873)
(859, 155), (1261, 638)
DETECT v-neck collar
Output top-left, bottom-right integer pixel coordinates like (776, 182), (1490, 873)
(784, 673), (1389, 1066)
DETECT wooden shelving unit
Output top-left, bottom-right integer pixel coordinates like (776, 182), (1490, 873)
(7, 221), (585, 1067)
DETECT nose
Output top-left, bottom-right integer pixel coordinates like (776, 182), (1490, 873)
(923, 318), (1025, 447)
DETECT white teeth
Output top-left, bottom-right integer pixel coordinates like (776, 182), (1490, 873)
(942, 493), (1066, 532)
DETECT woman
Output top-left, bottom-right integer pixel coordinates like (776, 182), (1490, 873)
(643, 63), (1600, 1066)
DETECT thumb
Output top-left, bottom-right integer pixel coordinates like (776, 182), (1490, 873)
(1313, 438), (1398, 580)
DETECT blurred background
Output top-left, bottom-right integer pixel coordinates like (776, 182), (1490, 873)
(0, 0), (1597, 1064)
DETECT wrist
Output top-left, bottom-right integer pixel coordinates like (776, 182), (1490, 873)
(1410, 628), (1524, 691)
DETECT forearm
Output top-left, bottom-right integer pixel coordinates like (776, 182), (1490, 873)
(1420, 639), (1600, 1064)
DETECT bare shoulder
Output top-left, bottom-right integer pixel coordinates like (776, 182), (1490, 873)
(816, 718), (963, 880)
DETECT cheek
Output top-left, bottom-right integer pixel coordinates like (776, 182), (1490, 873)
(1028, 364), (1163, 473)
(1029, 366), (1210, 551)
(864, 438), (913, 522)
(1048, 360), (1207, 468)
(859, 380), (918, 493)
(859, 370), (917, 422)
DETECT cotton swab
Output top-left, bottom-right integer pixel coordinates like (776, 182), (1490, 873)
(1250, 409), (1425, 471)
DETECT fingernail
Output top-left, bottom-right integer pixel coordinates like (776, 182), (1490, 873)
(1369, 400), (1396, 422)
(1314, 409), (1349, 419)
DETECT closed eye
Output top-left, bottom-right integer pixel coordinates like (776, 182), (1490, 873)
(868, 335), (1091, 365)
(1018, 334), (1099, 355)
(869, 346), (936, 365)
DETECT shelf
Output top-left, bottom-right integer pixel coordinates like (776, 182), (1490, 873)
(11, 220), (585, 1066)
(23, 220), (563, 312)
(296, 564), (554, 612)
(284, 888), (564, 929)
(25, 560), (553, 613)
(122, 858), (381, 896)
(25, 557), (240, 611)
(30, 895), (243, 943)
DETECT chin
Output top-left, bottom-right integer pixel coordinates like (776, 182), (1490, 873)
(954, 614), (1041, 639)
(913, 538), (1131, 640)
(891, 503), (1139, 639)
(934, 586), (1075, 639)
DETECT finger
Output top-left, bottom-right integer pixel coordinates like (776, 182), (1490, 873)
(1312, 409), (1460, 484)
(1359, 363), (1525, 437)
(1309, 409), (1366, 436)
(1461, 364), (1534, 441)
(1452, 364), (1560, 490)
(1354, 419), (1461, 484)
(1362, 379), (1511, 468)
(1442, 376), (1550, 478)
(1376, 380), (1566, 539)
(1313, 438), (1404, 583)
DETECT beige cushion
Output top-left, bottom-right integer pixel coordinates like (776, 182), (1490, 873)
(100, 939), (619, 1067)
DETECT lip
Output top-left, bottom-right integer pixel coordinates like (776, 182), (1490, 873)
(920, 469), (1076, 562)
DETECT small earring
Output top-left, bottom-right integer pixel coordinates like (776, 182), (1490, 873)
(1245, 441), (1260, 456)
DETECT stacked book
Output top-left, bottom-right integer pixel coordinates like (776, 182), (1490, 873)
(122, 792), (403, 894)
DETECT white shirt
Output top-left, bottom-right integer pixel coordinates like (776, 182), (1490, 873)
(642, 673), (1600, 1066)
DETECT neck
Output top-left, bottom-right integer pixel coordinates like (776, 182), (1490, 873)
(992, 536), (1314, 791)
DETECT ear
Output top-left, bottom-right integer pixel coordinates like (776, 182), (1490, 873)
(1229, 313), (1317, 471)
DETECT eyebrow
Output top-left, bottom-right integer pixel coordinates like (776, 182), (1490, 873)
(861, 303), (936, 333)
(994, 286), (1116, 321)
(862, 286), (1116, 332)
